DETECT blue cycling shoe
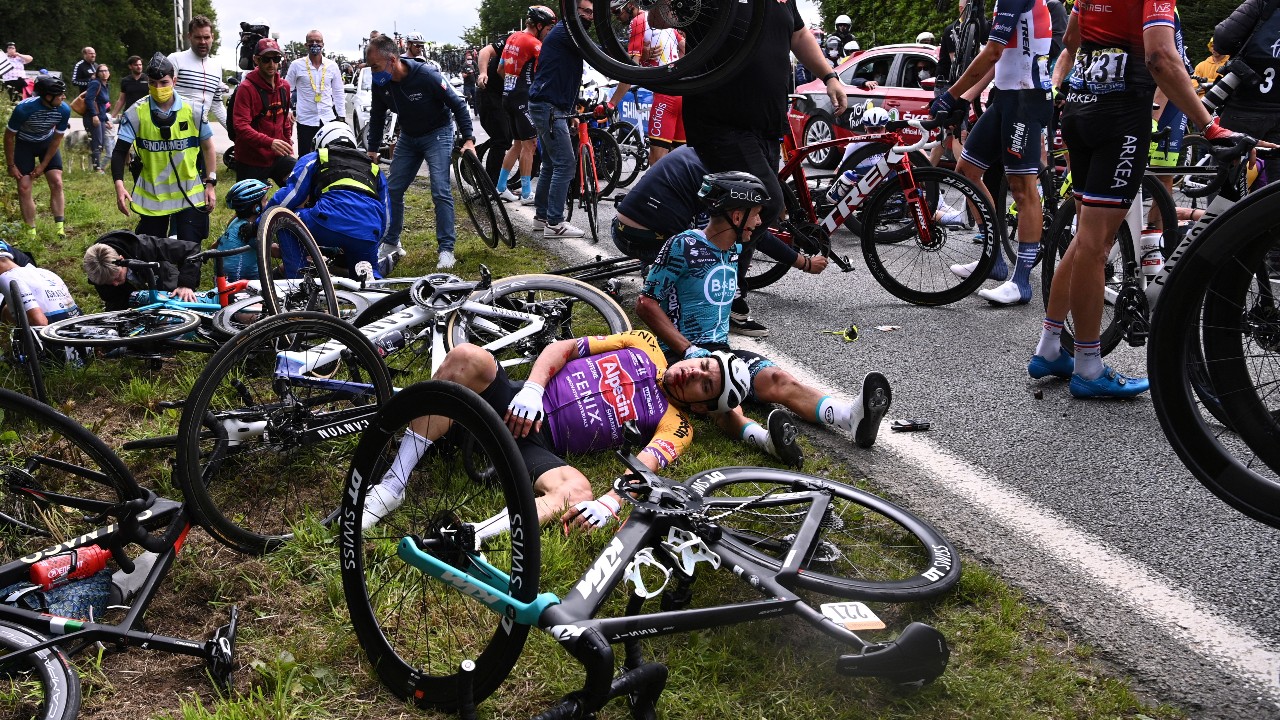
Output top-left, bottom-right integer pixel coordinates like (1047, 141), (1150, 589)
(1027, 353), (1074, 380)
(1068, 366), (1150, 399)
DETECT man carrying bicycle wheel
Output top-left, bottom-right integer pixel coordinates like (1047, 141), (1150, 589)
(636, 172), (892, 463)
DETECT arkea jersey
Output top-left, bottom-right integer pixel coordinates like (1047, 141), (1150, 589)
(987, 0), (1053, 90)
(628, 14), (680, 67)
(501, 31), (542, 95)
(641, 230), (739, 349)
(0, 265), (78, 318)
(544, 330), (693, 469)
(1069, 0), (1177, 95)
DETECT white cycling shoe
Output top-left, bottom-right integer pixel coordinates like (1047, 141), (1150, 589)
(977, 280), (1032, 306)
(361, 483), (406, 530)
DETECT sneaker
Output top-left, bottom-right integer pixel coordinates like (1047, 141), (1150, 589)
(533, 217), (546, 232)
(730, 316), (769, 337)
(545, 222), (585, 238)
(498, 189), (519, 202)
(377, 242), (406, 276)
(971, 231), (987, 245)
(977, 280), (1032, 306)
(1027, 353), (1074, 380)
(935, 201), (971, 228)
(520, 194), (536, 206)
(1069, 366), (1150, 399)
(949, 259), (1009, 282)
(437, 250), (457, 269)
(854, 372), (892, 449)
(361, 483), (406, 530)
(767, 409), (804, 468)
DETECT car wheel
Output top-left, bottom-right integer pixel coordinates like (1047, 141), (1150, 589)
(804, 113), (838, 170)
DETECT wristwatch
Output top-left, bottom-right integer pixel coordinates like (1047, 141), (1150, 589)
(821, 72), (839, 83)
(205, 172), (218, 186)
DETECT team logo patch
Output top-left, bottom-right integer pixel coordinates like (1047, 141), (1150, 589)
(597, 354), (637, 423)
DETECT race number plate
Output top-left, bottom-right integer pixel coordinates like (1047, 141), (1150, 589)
(820, 601), (886, 631)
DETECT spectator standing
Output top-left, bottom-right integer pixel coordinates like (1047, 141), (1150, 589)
(285, 29), (346, 155)
(169, 16), (228, 129)
(497, 7), (557, 203)
(476, 36), (514, 183)
(1194, 40), (1230, 86)
(4, 75), (70, 241)
(232, 39), (295, 186)
(112, 53), (216, 245)
(83, 64), (112, 172)
(3, 43), (32, 101)
(115, 56), (149, 116)
(461, 50), (478, 109)
(70, 47), (97, 92)
(529, 0), (593, 238)
(1215, 0), (1280, 183)
(365, 34), (475, 270)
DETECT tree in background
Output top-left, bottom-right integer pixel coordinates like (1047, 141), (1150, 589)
(473, 0), (547, 48)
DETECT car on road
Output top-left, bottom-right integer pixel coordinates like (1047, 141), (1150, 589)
(788, 43), (940, 169)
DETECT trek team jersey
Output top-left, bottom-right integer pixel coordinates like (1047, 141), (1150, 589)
(987, 0), (1053, 90)
(0, 265), (79, 319)
(628, 14), (680, 66)
(1068, 0), (1177, 95)
(501, 31), (541, 95)
(641, 229), (740, 349)
(6, 97), (71, 143)
(544, 330), (692, 469)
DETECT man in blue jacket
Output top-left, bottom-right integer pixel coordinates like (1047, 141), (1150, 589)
(265, 121), (391, 278)
(365, 34), (475, 270)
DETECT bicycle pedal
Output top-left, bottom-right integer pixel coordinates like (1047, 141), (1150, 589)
(157, 399), (185, 410)
(206, 605), (240, 690)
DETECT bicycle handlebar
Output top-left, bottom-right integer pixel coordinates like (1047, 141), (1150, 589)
(185, 245), (254, 265)
(890, 119), (937, 154)
(113, 258), (161, 271)
(1186, 133), (1260, 199)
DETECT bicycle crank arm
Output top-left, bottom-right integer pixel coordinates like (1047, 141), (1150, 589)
(396, 537), (559, 626)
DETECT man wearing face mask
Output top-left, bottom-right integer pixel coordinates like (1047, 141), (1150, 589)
(111, 53), (217, 250)
(285, 30), (346, 156)
(232, 39), (296, 187)
(169, 16), (227, 129)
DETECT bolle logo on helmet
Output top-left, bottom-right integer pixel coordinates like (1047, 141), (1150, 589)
(728, 188), (762, 203)
(597, 354), (637, 423)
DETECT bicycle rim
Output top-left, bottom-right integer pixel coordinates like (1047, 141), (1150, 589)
(583, 153), (600, 243)
(40, 308), (202, 348)
(839, 143), (930, 244)
(340, 382), (539, 709)
(4, 280), (47, 405)
(588, 127), (620, 199)
(177, 312), (392, 555)
(608, 122), (644, 188)
(256, 207), (339, 317)
(453, 150), (500, 249)
(0, 623), (81, 720)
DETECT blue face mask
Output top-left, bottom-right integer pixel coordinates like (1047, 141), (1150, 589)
(372, 70), (392, 86)
(309, 44), (323, 56)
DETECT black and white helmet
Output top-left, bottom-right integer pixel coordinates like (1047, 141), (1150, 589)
(34, 75), (65, 96)
(707, 351), (751, 414)
(314, 121), (357, 151)
(698, 171), (771, 216)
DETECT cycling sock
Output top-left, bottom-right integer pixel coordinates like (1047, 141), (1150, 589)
(816, 396), (854, 433)
(1011, 241), (1038, 292)
(473, 509), (511, 543)
(1035, 318), (1064, 360)
(740, 421), (777, 458)
(1075, 339), (1104, 381)
(496, 168), (510, 191)
(381, 429), (431, 496)
(54, 215), (64, 223)
(24, 224), (35, 240)
(520, 175), (532, 197)
(54, 220), (65, 237)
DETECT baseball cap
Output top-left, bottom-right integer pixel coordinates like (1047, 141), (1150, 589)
(255, 38), (282, 56)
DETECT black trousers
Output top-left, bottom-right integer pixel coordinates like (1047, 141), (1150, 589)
(476, 91), (512, 183)
(134, 206), (210, 244)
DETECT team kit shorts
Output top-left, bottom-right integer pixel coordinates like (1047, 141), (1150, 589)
(478, 362), (569, 481)
(647, 93), (685, 149)
(503, 93), (537, 141)
(12, 138), (63, 175)
(960, 88), (1052, 175)
(1061, 91), (1155, 208)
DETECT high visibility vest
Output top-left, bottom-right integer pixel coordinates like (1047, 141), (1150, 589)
(130, 101), (204, 216)
(314, 146), (380, 200)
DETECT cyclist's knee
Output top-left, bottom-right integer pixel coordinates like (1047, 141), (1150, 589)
(750, 365), (797, 402)
(436, 342), (497, 389)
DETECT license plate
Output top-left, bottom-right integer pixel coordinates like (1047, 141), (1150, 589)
(820, 601), (885, 631)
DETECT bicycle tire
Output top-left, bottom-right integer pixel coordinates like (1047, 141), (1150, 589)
(563, 0), (766, 94)
(581, 150), (601, 243)
(460, 148), (517, 249)
(210, 291), (371, 340)
(861, 166), (999, 306)
(608, 121), (645, 188)
(837, 142), (933, 244)
(340, 381), (539, 710)
(445, 274), (630, 378)
(0, 388), (142, 549)
(39, 308), (202, 348)
(176, 311), (393, 555)
(0, 622), (81, 720)
(255, 207), (340, 318)
(695, 468), (960, 601)
(747, 183), (806, 291)
(588, 126), (620, 200)
(1149, 181), (1280, 529)
(4, 280), (47, 405)
(453, 149), (501, 249)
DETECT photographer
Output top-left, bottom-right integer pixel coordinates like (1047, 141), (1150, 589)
(1214, 0), (1280, 183)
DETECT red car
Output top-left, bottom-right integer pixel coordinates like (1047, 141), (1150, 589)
(789, 43), (941, 169)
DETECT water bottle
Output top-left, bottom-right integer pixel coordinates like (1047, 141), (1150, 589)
(1140, 228), (1164, 278)
(374, 330), (407, 357)
(827, 170), (859, 204)
(31, 546), (112, 591)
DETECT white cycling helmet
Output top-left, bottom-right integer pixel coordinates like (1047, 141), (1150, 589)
(314, 121), (358, 151)
(707, 351), (752, 414)
(844, 40), (860, 54)
(860, 106), (891, 127)
(916, 31), (936, 45)
(835, 14), (852, 28)
(405, 32), (426, 44)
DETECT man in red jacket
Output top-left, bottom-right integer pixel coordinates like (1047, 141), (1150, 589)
(232, 38), (296, 186)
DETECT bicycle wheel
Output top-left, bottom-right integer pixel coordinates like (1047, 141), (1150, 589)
(176, 311), (393, 555)
(563, 0), (767, 94)
(0, 388), (141, 550)
(453, 149), (501, 249)
(836, 142), (933, 244)
(581, 150), (601, 243)
(748, 182), (809, 291)
(255, 207), (339, 318)
(695, 468), (960, 601)
(608, 121), (644, 188)
(0, 623), (81, 720)
(861, 166), (999, 306)
(457, 148), (516, 249)
(588, 126), (620, 199)
(40, 308), (202, 347)
(3, 280), (46, 405)
(211, 290), (370, 340)
(1168, 134), (1219, 221)
(1149, 182), (1280, 529)
(445, 274), (630, 378)
(340, 381), (539, 710)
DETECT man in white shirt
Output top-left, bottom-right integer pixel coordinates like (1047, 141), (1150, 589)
(284, 29), (346, 154)
(168, 16), (227, 128)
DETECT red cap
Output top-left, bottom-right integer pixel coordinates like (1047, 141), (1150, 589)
(255, 38), (282, 56)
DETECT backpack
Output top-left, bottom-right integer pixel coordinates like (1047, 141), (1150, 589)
(225, 81), (290, 143)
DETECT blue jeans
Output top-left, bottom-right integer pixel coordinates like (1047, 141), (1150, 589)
(386, 123), (456, 251)
(530, 100), (574, 226)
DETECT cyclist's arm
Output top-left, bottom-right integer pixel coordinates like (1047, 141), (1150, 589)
(1146, 24), (1214, 131)
(526, 338), (585, 389)
(957, 67), (994, 102)
(607, 82), (631, 107)
(635, 294), (693, 357)
(946, 33), (1006, 101)
(1051, 12), (1080, 91)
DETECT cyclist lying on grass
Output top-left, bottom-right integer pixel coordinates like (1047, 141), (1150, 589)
(636, 172), (893, 465)
(0, 247), (80, 326)
(361, 329), (769, 532)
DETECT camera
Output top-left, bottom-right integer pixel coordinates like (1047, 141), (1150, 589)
(1203, 57), (1259, 113)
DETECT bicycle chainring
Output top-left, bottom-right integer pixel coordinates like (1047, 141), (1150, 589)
(614, 475), (702, 517)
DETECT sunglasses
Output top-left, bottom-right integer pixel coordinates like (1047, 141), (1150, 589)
(259, 56), (282, 64)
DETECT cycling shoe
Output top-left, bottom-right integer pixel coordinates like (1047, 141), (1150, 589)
(767, 408), (804, 468)
(1027, 353), (1074, 380)
(949, 258), (1008, 282)
(978, 280), (1032, 306)
(854, 372), (892, 449)
(1069, 366), (1150, 399)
